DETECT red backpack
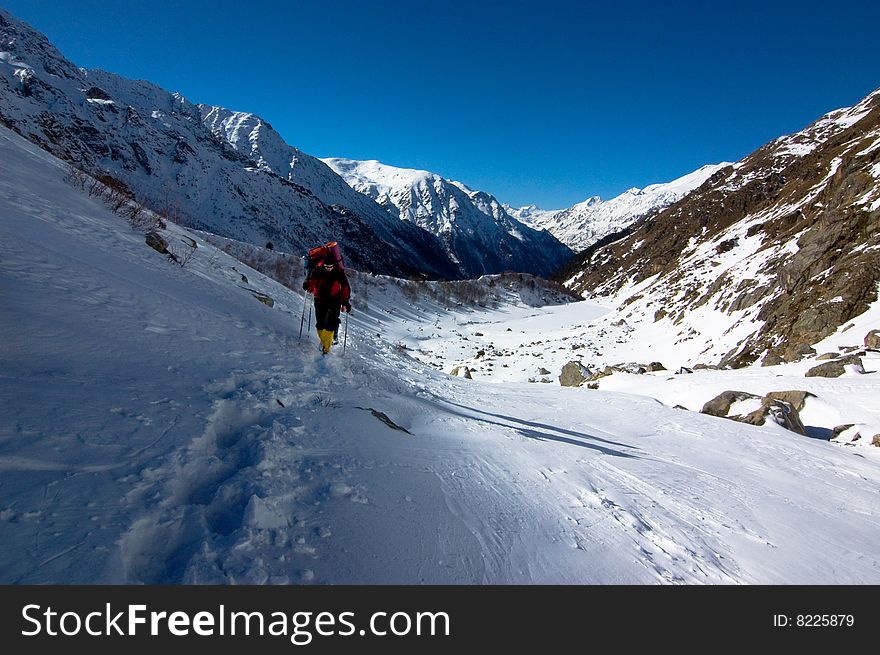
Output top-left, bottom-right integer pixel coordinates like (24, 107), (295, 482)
(304, 241), (345, 294)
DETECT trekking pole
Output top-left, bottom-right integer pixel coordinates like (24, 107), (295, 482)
(298, 297), (308, 340)
(343, 309), (349, 354)
(298, 256), (307, 339)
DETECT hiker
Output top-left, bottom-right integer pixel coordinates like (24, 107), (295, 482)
(303, 255), (351, 354)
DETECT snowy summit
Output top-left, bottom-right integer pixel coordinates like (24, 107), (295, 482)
(507, 163), (731, 251)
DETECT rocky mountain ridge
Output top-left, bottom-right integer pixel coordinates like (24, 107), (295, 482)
(322, 157), (573, 278)
(561, 88), (880, 368)
(0, 8), (461, 278)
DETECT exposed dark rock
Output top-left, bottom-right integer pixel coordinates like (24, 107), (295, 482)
(84, 86), (111, 101)
(702, 390), (807, 435)
(765, 390), (816, 412)
(589, 366), (615, 381)
(805, 355), (864, 378)
(559, 361), (591, 387)
(866, 329), (880, 350)
(129, 142), (151, 174)
(145, 231), (168, 254)
(764, 399), (807, 435)
(701, 391), (761, 418)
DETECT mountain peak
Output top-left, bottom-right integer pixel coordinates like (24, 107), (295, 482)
(324, 157), (572, 277)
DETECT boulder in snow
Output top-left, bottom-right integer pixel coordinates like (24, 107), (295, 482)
(805, 355), (864, 378)
(701, 390), (807, 436)
(866, 330), (880, 350)
(145, 231), (169, 255)
(701, 391), (761, 418)
(559, 361), (591, 387)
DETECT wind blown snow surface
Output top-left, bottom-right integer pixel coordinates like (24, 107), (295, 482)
(2, 127), (879, 585)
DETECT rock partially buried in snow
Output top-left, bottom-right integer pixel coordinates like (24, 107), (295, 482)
(831, 424), (880, 448)
(589, 366), (615, 382)
(450, 366), (473, 379)
(145, 231), (169, 255)
(701, 390), (808, 436)
(702, 391), (761, 418)
(805, 356), (864, 378)
(866, 330), (880, 350)
(584, 361), (667, 382)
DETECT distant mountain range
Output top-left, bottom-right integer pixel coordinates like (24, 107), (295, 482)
(506, 164), (730, 251)
(322, 158), (572, 278)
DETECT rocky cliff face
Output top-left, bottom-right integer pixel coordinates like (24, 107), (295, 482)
(562, 89), (880, 368)
(0, 9), (458, 279)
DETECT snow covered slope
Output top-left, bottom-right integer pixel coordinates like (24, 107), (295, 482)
(322, 158), (573, 278)
(3, 124), (879, 585)
(0, 8), (457, 279)
(507, 164), (730, 251)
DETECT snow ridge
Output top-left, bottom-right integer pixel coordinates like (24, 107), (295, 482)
(507, 164), (731, 251)
(323, 157), (573, 278)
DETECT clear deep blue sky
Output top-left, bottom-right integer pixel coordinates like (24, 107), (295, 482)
(3, 0), (879, 208)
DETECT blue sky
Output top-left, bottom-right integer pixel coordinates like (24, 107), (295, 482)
(3, 0), (879, 208)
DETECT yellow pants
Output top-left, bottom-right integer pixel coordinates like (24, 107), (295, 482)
(318, 329), (334, 354)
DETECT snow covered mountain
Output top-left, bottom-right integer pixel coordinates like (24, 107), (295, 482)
(0, 8), (458, 279)
(322, 158), (573, 278)
(563, 88), (880, 368)
(506, 164), (730, 252)
(3, 122), (880, 587)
